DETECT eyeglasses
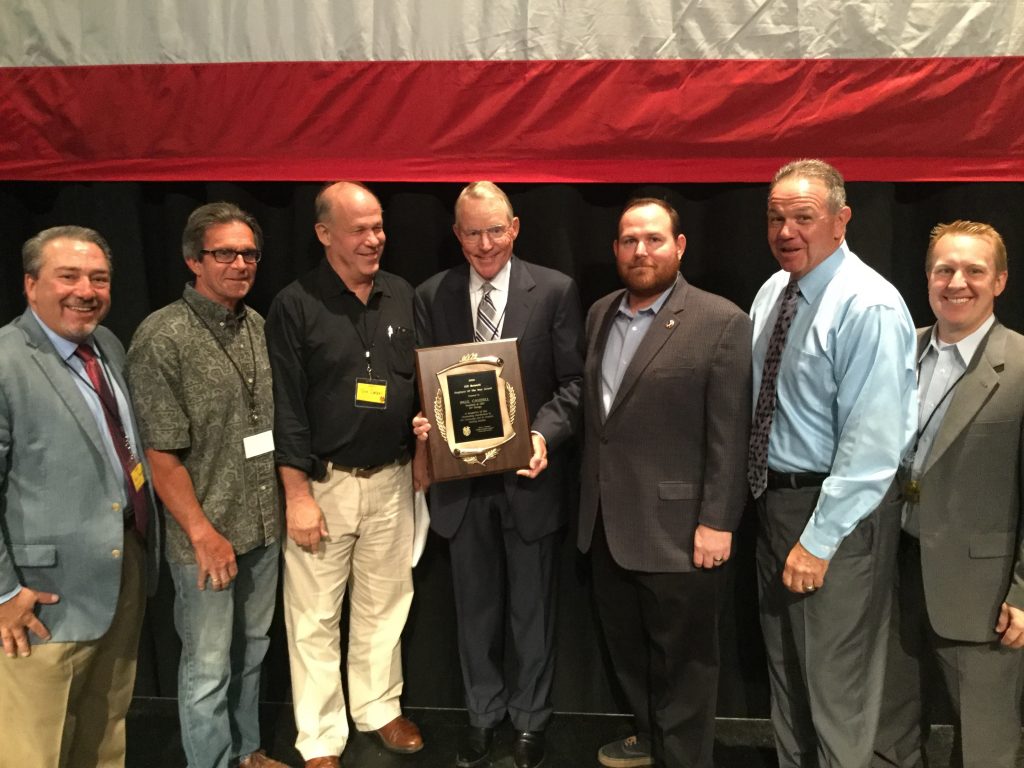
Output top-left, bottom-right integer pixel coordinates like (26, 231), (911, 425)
(200, 248), (262, 264)
(459, 225), (511, 244)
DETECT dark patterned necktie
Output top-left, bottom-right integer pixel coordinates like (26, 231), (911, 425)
(474, 281), (499, 341)
(747, 280), (800, 498)
(75, 343), (149, 536)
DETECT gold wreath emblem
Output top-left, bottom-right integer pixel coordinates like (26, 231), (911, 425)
(433, 388), (447, 441)
(464, 448), (500, 466)
(505, 381), (516, 424)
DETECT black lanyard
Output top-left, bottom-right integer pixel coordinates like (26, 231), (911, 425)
(911, 351), (967, 458)
(183, 296), (260, 424)
(351, 297), (380, 378)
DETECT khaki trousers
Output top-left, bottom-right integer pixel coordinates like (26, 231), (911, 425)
(0, 531), (146, 768)
(283, 460), (414, 760)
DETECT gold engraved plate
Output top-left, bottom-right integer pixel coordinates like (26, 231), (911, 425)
(434, 354), (517, 467)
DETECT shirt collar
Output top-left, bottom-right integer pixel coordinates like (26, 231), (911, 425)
(183, 283), (247, 327)
(318, 258), (387, 301)
(921, 314), (995, 368)
(793, 240), (848, 305)
(30, 307), (93, 362)
(469, 256), (513, 294)
(616, 274), (679, 319)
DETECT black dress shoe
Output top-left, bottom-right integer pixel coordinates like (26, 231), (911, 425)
(456, 725), (494, 768)
(513, 730), (545, 768)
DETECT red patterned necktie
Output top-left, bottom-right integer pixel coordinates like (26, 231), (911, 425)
(747, 280), (800, 498)
(74, 343), (149, 536)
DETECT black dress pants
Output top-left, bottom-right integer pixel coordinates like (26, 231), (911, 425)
(591, 513), (722, 768)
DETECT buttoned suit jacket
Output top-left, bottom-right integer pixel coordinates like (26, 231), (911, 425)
(914, 320), (1024, 642)
(414, 257), (584, 542)
(577, 278), (752, 572)
(0, 309), (159, 643)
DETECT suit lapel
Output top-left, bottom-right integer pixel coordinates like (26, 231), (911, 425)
(589, 291), (626, 423)
(606, 279), (687, 421)
(923, 323), (1003, 474)
(441, 264), (474, 343)
(501, 257), (536, 340)
(18, 310), (110, 455)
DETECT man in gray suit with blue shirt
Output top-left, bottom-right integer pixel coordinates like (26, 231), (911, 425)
(0, 226), (158, 767)
(873, 220), (1024, 768)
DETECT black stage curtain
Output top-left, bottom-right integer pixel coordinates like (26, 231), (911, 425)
(2, 181), (1022, 721)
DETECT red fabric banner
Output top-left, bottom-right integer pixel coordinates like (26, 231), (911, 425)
(1, 57), (1021, 182)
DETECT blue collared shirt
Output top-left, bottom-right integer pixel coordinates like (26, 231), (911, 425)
(600, 277), (677, 420)
(32, 309), (141, 487)
(750, 242), (917, 558)
(902, 314), (995, 536)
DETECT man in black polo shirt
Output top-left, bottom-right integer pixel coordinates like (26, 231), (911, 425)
(266, 182), (422, 768)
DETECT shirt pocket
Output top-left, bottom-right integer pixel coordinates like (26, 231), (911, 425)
(386, 327), (416, 377)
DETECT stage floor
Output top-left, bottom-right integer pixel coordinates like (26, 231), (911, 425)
(126, 698), (1020, 767)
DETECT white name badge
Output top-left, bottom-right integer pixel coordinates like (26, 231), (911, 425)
(243, 429), (275, 459)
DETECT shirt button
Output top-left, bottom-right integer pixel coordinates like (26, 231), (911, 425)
(260, 485), (267, 491)
(112, 549), (122, 559)
(112, 502), (121, 512)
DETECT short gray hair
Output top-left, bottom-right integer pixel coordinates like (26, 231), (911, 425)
(182, 202), (263, 262)
(455, 181), (514, 227)
(22, 225), (112, 278)
(770, 159), (847, 213)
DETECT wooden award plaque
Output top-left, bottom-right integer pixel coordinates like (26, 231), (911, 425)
(415, 338), (533, 483)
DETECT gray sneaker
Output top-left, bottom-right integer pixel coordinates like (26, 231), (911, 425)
(597, 735), (653, 768)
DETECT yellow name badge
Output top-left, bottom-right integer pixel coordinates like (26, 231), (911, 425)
(355, 378), (388, 409)
(130, 462), (146, 492)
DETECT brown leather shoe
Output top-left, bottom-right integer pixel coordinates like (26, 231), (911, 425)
(303, 758), (340, 768)
(238, 750), (292, 768)
(373, 715), (424, 753)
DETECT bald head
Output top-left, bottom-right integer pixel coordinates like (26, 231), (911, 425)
(315, 181), (380, 224)
(314, 181), (385, 293)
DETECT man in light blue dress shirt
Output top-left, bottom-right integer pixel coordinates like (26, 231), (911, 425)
(749, 160), (917, 768)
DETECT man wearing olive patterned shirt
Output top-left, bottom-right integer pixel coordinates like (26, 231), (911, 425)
(127, 203), (286, 768)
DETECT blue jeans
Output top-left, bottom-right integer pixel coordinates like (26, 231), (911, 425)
(170, 542), (280, 768)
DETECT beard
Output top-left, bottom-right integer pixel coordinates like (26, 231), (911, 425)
(618, 261), (679, 300)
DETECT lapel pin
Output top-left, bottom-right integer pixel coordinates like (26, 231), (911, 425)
(665, 318), (676, 329)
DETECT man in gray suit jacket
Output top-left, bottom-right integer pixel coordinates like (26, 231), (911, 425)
(414, 182), (584, 768)
(873, 220), (1024, 768)
(578, 199), (752, 768)
(0, 226), (158, 767)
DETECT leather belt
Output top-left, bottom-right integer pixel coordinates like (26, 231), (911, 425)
(327, 452), (410, 478)
(766, 470), (829, 490)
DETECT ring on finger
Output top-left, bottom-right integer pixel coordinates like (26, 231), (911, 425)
(804, 585), (816, 592)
